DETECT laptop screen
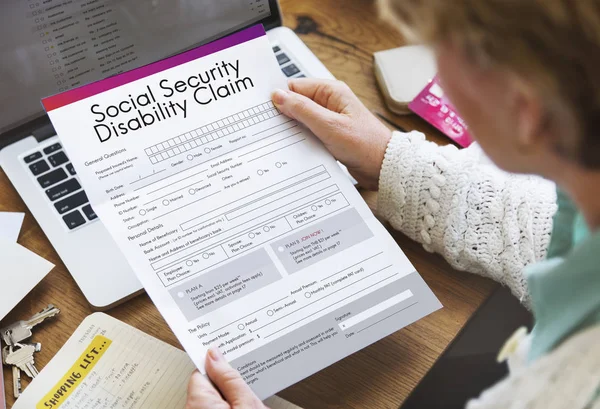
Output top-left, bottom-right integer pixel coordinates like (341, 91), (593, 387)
(0, 0), (274, 134)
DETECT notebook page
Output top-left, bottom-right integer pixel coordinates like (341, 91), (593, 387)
(13, 313), (195, 409)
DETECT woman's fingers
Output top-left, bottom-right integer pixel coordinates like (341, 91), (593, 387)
(272, 78), (393, 191)
(287, 78), (349, 106)
(272, 88), (340, 141)
(204, 347), (265, 408)
(185, 370), (229, 409)
(287, 77), (336, 98)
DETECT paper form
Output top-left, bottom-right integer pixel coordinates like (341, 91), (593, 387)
(42, 25), (442, 399)
(13, 313), (195, 409)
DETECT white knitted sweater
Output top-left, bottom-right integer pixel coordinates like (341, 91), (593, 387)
(376, 131), (600, 408)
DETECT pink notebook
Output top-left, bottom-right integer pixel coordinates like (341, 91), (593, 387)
(409, 75), (473, 147)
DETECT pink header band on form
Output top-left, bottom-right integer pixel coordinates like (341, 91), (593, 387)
(42, 24), (265, 112)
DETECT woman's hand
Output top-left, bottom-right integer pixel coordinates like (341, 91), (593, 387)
(186, 347), (268, 409)
(272, 78), (392, 190)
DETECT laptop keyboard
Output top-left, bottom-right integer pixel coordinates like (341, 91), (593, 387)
(24, 142), (96, 230)
(23, 45), (304, 231)
(272, 45), (306, 79)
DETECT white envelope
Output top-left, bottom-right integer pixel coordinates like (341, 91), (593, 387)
(0, 238), (54, 321)
(0, 212), (25, 242)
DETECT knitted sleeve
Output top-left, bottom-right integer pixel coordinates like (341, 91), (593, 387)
(377, 131), (557, 307)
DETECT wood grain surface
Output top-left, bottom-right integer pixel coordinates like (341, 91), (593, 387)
(0, 1), (496, 407)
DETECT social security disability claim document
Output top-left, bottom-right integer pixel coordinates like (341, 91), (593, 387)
(43, 25), (441, 398)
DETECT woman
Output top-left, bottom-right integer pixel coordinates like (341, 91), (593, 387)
(185, 0), (600, 407)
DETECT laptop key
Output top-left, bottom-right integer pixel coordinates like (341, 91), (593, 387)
(272, 45), (281, 53)
(62, 210), (86, 230)
(82, 204), (97, 221)
(66, 163), (76, 175)
(29, 159), (50, 176)
(48, 151), (68, 167)
(23, 152), (42, 164)
(54, 190), (88, 214)
(43, 143), (62, 155)
(282, 64), (300, 77)
(45, 178), (81, 201)
(37, 168), (67, 188)
(276, 52), (290, 65)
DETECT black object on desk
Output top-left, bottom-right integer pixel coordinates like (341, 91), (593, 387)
(400, 286), (533, 409)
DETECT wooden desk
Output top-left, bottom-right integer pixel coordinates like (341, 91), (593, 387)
(0, 1), (496, 407)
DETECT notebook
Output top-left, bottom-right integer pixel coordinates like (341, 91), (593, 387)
(12, 313), (301, 409)
(13, 313), (194, 409)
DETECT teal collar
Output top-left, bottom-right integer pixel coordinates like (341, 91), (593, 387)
(527, 227), (600, 362)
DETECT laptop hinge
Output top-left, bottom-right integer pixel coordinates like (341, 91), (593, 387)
(33, 122), (57, 142)
(0, 115), (55, 150)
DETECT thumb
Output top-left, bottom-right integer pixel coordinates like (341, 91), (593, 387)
(272, 88), (338, 135)
(186, 370), (228, 409)
(205, 347), (262, 407)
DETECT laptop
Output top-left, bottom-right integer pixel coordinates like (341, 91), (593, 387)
(0, 0), (334, 309)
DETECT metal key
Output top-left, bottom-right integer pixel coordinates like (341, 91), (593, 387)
(1, 343), (40, 360)
(2, 345), (22, 398)
(12, 363), (22, 398)
(1, 345), (10, 363)
(1, 304), (60, 345)
(3, 344), (39, 398)
(5, 343), (39, 379)
(29, 342), (42, 353)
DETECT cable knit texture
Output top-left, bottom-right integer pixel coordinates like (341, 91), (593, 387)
(377, 131), (557, 308)
(373, 131), (600, 408)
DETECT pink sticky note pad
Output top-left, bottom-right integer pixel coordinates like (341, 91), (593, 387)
(409, 75), (473, 147)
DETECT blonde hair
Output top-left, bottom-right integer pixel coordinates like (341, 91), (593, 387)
(379, 0), (600, 168)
